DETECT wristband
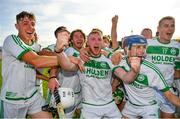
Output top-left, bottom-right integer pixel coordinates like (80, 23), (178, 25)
(55, 49), (63, 53)
(49, 76), (57, 80)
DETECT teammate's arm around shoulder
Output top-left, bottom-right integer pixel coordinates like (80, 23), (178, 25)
(56, 52), (81, 72)
(22, 50), (58, 68)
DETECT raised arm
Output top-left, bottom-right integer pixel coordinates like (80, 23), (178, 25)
(111, 15), (119, 50)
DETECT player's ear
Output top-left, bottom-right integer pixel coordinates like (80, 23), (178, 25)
(15, 23), (19, 30)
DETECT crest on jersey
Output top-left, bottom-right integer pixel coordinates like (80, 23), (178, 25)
(137, 74), (145, 81)
(100, 62), (107, 68)
(170, 48), (177, 55)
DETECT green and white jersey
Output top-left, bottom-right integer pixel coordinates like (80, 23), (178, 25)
(43, 45), (81, 94)
(58, 47), (81, 94)
(1, 35), (40, 104)
(118, 57), (170, 106)
(103, 46), (121, 58)
(78, 54), (116, 106)
(146, 39), (180, 86)
(43, 44), (55, 52)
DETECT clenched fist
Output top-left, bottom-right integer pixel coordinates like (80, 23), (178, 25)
(55, 32), (69, 53)
(112, 15), (118, 24)
(129, 57), (141, 73)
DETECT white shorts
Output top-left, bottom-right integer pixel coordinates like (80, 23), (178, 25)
(122, 101), (159, 118)
(155, 88), (176, 113)
(0, 93), (46, 118)
(80, 101), (122, 119)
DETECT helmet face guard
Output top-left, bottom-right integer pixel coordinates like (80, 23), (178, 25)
(49, 88), (75, 109)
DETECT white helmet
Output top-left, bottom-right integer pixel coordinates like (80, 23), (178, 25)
(50, 87), (75, 109)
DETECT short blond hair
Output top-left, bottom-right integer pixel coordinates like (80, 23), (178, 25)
(88, 28), (103, 39)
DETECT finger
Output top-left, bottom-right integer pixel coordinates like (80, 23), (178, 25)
(80, 54), (90, 62)
(79, 65), (85, 72)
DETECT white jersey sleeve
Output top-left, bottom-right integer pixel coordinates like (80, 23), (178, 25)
(3, 35), (32, 59)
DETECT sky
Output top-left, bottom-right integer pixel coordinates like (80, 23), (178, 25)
(0, 0), (180, 47)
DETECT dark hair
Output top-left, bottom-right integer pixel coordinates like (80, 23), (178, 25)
(155, 31), (159, 37)
(70, 29), (86, 42)
(16, 11), (36, 23)
(54, 26), (70, 38)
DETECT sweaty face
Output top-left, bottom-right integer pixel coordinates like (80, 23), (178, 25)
(129, 45), (146, 57)
(158, 19), (175, 43)
(72, 31), (85, 50)
(15, 16), (36, 42)
(87, 33), (102, 56)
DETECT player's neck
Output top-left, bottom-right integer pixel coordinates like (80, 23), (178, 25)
(157, 37), (170, 44)
(18, 35), (33, 45)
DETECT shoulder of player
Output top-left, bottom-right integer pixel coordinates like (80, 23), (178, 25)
(142, 59), (161, 72)
(5, 34), (17, 42)
(64, 46), (78, 55)
(3, 34), (26, 47)
(170, 40), (180, 47)
(89, 54), (111, 64)
(42, 44), (55, 52)
(147, 39), (158, 45)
